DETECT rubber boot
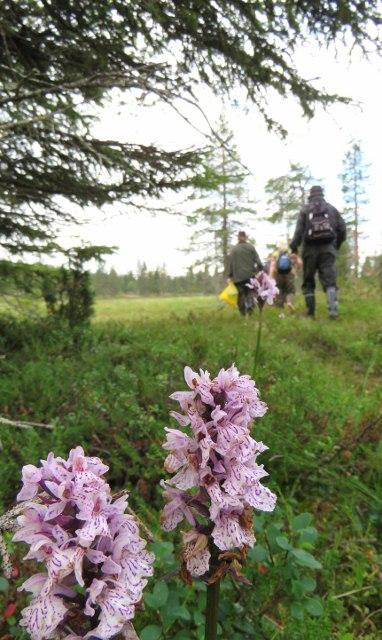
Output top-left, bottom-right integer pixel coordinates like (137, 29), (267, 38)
(304, 293), (315, 317)
(326, 286), (338, 319)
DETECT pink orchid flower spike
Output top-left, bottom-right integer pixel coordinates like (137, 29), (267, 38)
(14, 447), (155, 640)
(161, 365), (276, 581)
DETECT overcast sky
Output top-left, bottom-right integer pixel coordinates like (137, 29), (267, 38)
(59, 40), (382, 275)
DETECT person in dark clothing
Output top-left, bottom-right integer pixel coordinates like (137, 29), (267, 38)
(227, 231), (263, 315)
(290, 185), (346, 318)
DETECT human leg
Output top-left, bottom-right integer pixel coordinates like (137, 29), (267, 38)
(285, 273), (296, 311)
(317, 253), (338, 318)
(302, 254), (317, 317)
(235, 281), (247, 315)
(245, 287), (255, 314)
(275, 274), (286, 308)
(235, 280), (253, 315)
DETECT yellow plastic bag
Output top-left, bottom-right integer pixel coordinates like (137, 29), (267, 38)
(218, 282), (238, 306)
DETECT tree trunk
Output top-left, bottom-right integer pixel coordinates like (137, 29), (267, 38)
(221, 146), (229, 273)
(352, 147), (360, 277)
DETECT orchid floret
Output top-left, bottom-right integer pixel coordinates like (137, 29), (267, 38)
(14, 447), (154, 640)
(161, 365), (276, 580)
(246, 271), (279, 307)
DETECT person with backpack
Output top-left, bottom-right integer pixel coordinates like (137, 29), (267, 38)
(290, 185), (346, 318)
(227, 230), (263, 315)
(270, 244), (301, 312)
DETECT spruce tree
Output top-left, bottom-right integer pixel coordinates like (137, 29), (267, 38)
(265, 163), (312, 245)
(341, 142), (369, 277)
(0, 1), (379, 254)
(185, 116), (254, 272)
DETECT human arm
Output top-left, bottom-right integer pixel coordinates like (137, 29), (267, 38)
(290, 210), (305, 253)
(226, 253), (233, 281)
(335, 210), (346, 249)
(251, 245), (264, 271)
(290, 252), (302, 269)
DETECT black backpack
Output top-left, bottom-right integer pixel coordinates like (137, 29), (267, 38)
(305, 201), (335, 243)
(276, 252), (292, 274)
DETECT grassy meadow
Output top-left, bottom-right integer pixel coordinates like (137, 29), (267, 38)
(0, 290), (381, 639)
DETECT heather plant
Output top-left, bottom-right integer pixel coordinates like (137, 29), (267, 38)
(161, 364), (277, 639)
(246, 271), (279, 374)
(13, 447), (154, 640)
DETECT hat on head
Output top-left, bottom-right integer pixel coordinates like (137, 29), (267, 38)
(309, 185), (324, 197)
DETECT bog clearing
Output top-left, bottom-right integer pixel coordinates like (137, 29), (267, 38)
(0, 291), (381, 639)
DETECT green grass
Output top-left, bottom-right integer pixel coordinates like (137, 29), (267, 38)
(94, 294), (218, 322)
(0, 290), (381, 638)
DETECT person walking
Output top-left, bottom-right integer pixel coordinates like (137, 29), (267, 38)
(290, 185), (346, 318)
(227, 231), (263, 315)
(269, 244), (302, 312)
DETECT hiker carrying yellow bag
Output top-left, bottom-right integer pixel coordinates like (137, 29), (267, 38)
(218, 282), (238, 306)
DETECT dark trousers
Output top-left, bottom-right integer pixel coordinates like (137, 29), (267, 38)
(275, 272), (295, 307)
(235, 279), (254, 315)
(302, 251), (336, 295)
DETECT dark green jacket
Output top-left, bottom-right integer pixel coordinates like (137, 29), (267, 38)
(227, 242), (263, 282)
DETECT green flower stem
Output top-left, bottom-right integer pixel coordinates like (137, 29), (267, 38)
(205, 542), (221, 640)
(252, 306), (264, 377)
(204, 578), (221, 640)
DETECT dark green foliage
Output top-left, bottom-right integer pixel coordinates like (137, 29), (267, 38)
(43, 246), (113, 327)
(265, 163), (313, 245)
(362, 254), (382, 288)
(91, 264), (221, 297)
(0, 245), (113, 327)
(140, 506), (323, 639)
(185, 115), (254, 272)
(0, 290), (381, 637)
(1, 1), (380, 253)
(341, 142), (370, 276)
(336, 240), (352, 283)
(0, 260), (56, 297)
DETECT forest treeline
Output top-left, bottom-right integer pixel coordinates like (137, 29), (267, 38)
(0, 249), (382, 308)
(91, 264), (221, 297)
(91, 255), (382, 298)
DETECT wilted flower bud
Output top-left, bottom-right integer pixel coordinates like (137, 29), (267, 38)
(182, 530), (210, 576)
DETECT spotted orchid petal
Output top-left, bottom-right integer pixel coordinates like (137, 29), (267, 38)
(17, 465), (42, 501)
(18, 573), (48, 596)
(19, 594), (68, 640)
(245, 482), (277, 512)
(170, 464), (199, 490)
(76, 513), (110, 547)
(85, 582), (135, 638)
(212, 512), (255, 550)
(169, 410), (191, 426)
(163, 427), (192, 450)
